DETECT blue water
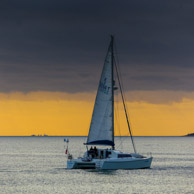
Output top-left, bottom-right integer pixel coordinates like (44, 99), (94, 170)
(0, 137), (194, 193)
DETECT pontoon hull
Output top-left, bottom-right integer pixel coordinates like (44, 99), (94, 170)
(99, 157), (152, 170)
(67, 159), (96, 169)
(67, 157), (152, 170)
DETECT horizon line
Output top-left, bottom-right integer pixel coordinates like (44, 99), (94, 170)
(0, 135), (189, 137)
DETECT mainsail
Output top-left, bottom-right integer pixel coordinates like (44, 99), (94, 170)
(86, 38), (114, 146)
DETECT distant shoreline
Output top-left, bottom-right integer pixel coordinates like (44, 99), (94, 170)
(184, 133), (194, 137)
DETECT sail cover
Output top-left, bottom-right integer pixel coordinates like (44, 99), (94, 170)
(86, 41), (114, 146)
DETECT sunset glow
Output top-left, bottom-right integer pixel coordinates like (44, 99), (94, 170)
(1, 91), (193, 136)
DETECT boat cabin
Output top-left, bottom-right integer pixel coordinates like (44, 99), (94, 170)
(86, 147), (111, 159)
(85, 148), (133, 159)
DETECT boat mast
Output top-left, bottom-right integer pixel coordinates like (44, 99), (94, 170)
(111, 35), (115, 150)
(114, 42), (137, 154)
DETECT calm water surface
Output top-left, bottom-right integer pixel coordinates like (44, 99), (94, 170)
(0, 137), (194, 193)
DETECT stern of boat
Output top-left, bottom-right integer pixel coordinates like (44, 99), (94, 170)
(67, 160), (76, 169)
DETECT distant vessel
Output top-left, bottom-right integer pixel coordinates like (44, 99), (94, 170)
(66, 36), (153, 170)
(31, 134), (48, 137)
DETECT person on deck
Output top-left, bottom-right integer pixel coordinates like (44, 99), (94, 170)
(94, 146), (98, 157)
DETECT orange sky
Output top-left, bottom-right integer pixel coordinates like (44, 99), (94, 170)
(0, 91), (194, 136)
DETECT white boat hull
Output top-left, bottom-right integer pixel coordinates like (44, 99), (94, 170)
(98, 157), (152, 170)
(67, 159), (96, 169)
(67, 157), (152, 170)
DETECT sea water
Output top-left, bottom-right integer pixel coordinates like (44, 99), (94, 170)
(0, 136), (194, 193)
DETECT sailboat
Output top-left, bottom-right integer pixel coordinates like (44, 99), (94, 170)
(66, 36), (153, 170)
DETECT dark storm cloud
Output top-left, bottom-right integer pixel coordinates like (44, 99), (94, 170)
(0, 0), (194, 92)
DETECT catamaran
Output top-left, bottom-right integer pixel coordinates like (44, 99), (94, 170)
(66, 36), (153, 170)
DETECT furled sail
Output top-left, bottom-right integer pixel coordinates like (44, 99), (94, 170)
(86, 39), (114, 146)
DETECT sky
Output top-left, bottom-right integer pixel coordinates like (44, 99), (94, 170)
(1, 0), (194, 136)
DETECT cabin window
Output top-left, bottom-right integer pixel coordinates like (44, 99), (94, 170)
(100, 150), (104, 159)
(106, 151), (111, 158)
(118, 154), (132, 158)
